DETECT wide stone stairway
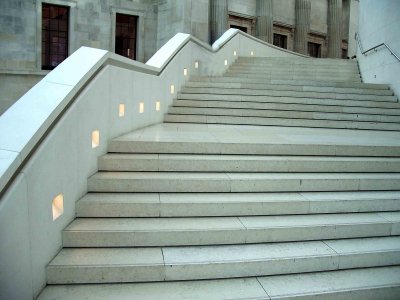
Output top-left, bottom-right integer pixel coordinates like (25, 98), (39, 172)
(39, 57), (400, 299)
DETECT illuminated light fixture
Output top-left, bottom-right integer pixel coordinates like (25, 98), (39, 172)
(234, 50), (237, 56)
(52, 194), (64, 221)
(194, 61), (199, 69)
(251, 51), (254, 56)
(156, 101), (161, 111)
(183, 68), (188, 76)
(92, 130), (100, 148)
(224, 59), (228, 66)
(170, 85), (175, 94)
(139, 102), (144, 114)
(119, 103), (125, 117)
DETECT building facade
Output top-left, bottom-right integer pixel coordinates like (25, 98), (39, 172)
(0, 0), (358, 113)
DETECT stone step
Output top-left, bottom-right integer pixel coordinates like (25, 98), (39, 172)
(177, 93), (400, 109)
(231, 63), (359, 71)
(47, 236), (400, 283)
(87, 172), (400, 193)
(108, 140), (400, 158)
(62, 212), (400, 247)
(168, 107), (400, 123)
(165, 114), (400, 131)
(185, 81), (393, 96)
(189, 76), (389, 89)
(76, 191), (400, 217)
(98, 154), (400, 172)
(38, 266), (400, 300)
(228, 66), (359, 75)
(237, 57), (358, 65)
(173, 99), (400, 116)
(224, 72), (362, 82)
(180, 87), (396, 102)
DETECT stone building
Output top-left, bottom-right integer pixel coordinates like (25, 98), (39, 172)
(0, 0), (358, 114)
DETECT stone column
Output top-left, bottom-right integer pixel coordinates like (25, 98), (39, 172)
(210, 0), (228, 44)
(327, 0), (343, 58)
(294, 0), (311, 55)
(256, 0), (273, 44)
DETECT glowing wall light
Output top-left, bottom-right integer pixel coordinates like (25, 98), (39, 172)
(170, 85), (175, 94)
(119, 103), (125, 117)
(139, 102), (144, 114)
(52, 194), (64, 221)
(224, 59), (228, 66)
(92, 130), (99, 148)
(183, 68), (188, 76)
(250, 51), (254, 56)
(194, 61), (199, 69)
(233, 50), (237, 56)
(156, 101), (161, 111)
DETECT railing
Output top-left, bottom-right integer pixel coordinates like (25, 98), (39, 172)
(355, 32), (400, 62)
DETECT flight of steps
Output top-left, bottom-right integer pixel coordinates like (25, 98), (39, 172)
(38, 57), (400, 299)
(166, 57), (400, 131)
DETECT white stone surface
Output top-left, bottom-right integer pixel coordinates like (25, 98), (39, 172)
(2, 28), (400, 299)
(358, 0), (400, 97)
(38, 277), (267, 300)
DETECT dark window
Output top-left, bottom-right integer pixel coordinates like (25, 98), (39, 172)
(230, 24), (247, 33)
(42, 3), (69, 70)
(308, 42), (321, 58)
(115, 14), (137, 60)
(273, 34), (287, 49)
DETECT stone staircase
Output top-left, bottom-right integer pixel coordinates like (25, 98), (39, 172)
(38, 57), (400, 299)
(166, 57), (400, 131)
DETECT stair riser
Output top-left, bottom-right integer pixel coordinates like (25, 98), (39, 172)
(224, 73), (362, 82)
(185, 82), (393, 96)
(46, 250), (400, 284)
(168, 107), (400, 123)
(165, 114), (400, 131)
(62, 223), (395, 247)
(180, 88), (396, 102)
(76, 197), (400, 217)
(228, 68), (359, 76)
(98, 158), (400, 173)
(173, 100), (400, 116)
(46, 265), (165, 284)
(88, 177), (400, 193)
(108, 141), (400, 157)
(190, 76), (389, 89)
(230, 65), (359, 71)
(177, 94), (400, 109)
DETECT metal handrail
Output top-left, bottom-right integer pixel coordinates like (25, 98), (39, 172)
(355, 32), (400, 62)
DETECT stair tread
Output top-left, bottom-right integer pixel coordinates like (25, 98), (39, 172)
(177, 93), (400, 108)
(38, 266), (400, 300)
(76, 192), (400, 217)
(185, 81), (393, 95)
(50, 236), (400, 267)
(190, 76), (390, 89)
(90, 171), (400, 179)
(80, 191), (400, 204)
(100, 153), (400, 162)
(65, 212), (400, 232)
(174, 99), (400, 115)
